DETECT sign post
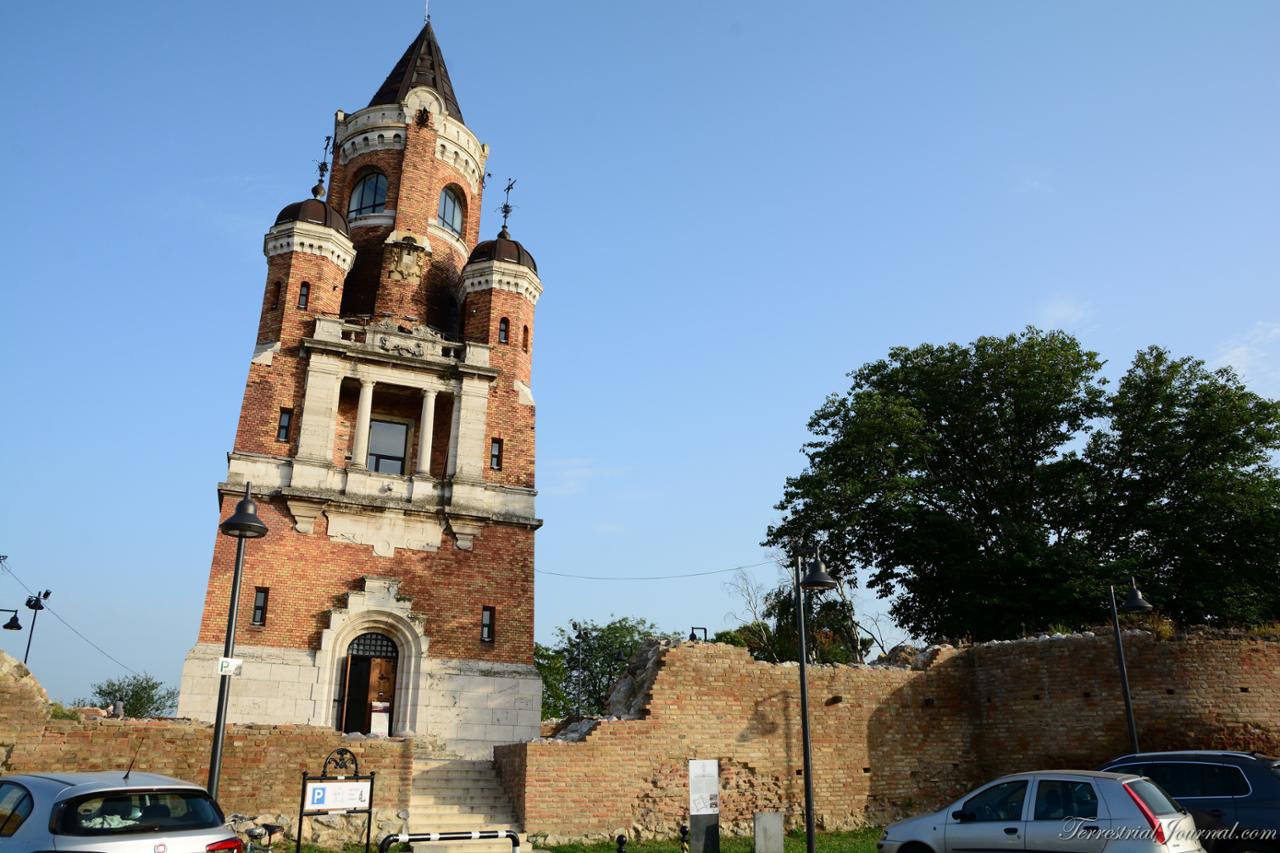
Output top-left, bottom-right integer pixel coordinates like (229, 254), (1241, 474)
(688, 759), (720, 853)
(297, 748), (376, 853)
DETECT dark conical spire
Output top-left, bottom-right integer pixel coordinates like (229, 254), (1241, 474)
(368, 21), (464, 121)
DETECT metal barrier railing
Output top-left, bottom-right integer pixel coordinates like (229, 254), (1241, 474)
(379, 830), (521, 853)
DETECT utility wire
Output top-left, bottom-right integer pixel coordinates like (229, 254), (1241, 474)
(536, 559), (776, 581)
(0, 556), (140, 676)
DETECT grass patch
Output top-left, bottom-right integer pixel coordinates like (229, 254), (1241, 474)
(546, 827), (882, 853)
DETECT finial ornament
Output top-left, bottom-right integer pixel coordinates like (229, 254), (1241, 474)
(312, 135), (332, 199)
(425, 0), (430, 23)
(500, 178), (517, 231)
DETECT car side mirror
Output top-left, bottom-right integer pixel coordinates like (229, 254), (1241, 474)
(952, 810), (974, 823)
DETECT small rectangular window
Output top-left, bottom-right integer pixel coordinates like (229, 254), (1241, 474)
(276, 408), (293, 442)
(367, 420), (408, 475)
(297, 282), (310, 309)
(251, 588), (269, 626)
(481, 606), (495, 643)
(270, 282), (281, 310)
(489, 438), (503, 470)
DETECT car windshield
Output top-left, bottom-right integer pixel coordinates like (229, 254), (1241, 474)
(55, 789), (223, 836)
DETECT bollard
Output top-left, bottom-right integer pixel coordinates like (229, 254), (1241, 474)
(680, 824), (690, 853)
(617, 835), (628, 853)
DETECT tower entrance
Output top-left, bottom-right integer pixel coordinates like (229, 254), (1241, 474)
(340, 631), (399, 734)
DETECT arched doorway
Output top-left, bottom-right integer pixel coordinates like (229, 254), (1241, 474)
(339, 631), (399, 734)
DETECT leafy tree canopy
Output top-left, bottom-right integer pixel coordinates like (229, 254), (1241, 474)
(535, 617), (665, 719)
(765, 328), (1280, 642)
(75, 673), (179, 718)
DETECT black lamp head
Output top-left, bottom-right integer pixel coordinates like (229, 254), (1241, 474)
(2, 613), (20, 631)
(688, 628), (698, 642)
(1120, 578), (1154, 614)
(219, 482), (268, 539)
(800, 554), (837, 591)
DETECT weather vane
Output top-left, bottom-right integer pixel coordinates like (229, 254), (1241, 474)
(500, 178), (517, 230)
(312, 135), (332, 198)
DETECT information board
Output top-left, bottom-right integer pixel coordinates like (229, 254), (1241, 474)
(304, 779), (372, 812)
(689, 759), (720, 815)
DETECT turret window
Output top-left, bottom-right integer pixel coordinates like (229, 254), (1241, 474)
(522, 325), (529, 352)
(490, 438), (503, 471)
(348, 171), (388, 218)
(438, 187), (464, 236)
(498, 318), (510, 344)
(270, 281), (281, 310)
(297, 282), (310, 309)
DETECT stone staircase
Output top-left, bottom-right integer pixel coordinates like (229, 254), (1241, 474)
(407, 752), (524, 853)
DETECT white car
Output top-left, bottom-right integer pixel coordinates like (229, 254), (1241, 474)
(878, 770), (1204, 853)
(0, 771), (242, 851)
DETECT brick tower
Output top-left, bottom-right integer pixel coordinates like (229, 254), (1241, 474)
(177, 21), (544, 758)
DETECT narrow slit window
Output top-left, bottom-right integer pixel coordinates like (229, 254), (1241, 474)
(522, 325), (529, 352)
(297, 282), (310, 309)
(276, 408), (293, 442)
(490, 438), (503, 471)
(270, 281), (281, 310)
(481, 606), (495, 643)
(252, 588), (269, 626)
(498, 318), (510, 344)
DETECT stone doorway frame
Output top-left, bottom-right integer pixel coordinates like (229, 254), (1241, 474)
(309, 577), (429, 736)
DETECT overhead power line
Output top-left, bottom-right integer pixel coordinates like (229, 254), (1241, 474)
(0, 556), (140, 676)
(536, 559), (777, 581)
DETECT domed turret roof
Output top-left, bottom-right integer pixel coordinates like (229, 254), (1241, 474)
(467, 227), (537, 273)
(274, 198), (350, 237)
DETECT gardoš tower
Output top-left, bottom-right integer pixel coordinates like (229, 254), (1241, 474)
(178, 20), (544, 758)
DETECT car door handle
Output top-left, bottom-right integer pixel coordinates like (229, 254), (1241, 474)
(1004, 828), (1019, 836)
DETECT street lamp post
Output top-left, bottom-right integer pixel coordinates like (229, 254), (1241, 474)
(23, 590), (51, 665)
(1109, 577), (1153, 756)
(206, 483), (267, 800)
(794, 551), (836, 853)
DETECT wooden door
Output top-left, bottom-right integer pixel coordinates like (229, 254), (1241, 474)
(368, 657), (396, 731)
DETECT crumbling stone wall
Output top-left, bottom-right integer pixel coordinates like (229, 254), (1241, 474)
(496, 634), (1280, 844)
(0, 653), (411, 848)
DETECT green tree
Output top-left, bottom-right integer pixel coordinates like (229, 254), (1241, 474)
(76, 673), (179, 718)
(765, 329), (1280, 641)
(536, 617), (662, 718)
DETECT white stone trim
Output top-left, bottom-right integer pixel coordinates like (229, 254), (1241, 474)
(461, 259), (543, 306)
(336, 105), (409, 164)
(325, 506), (444, 557)
(313, 577), (429, 736)
(427, 220), (471, 260)
(349, 211), (396, 230)
(263, 219), (356, 271)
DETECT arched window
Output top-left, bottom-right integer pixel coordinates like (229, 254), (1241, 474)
(297, 282), (310, 309)
(438, 186), (464, 236)
(348, 171), (388, 218)
(498, 318), (510, 344)
(522, 325), (529, 352)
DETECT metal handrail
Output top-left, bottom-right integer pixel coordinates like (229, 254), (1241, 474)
(379, 830), (520, 853)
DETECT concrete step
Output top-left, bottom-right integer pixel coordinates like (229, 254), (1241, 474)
(415, 768), (503, 781)
(409, 841), (523, 853)
(410, 802), (516, 817)
(410, 790), (511, 804)
(407, 821), (521, 833)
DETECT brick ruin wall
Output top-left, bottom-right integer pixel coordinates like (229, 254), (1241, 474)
(494, 634), (1280, 844)
(0, 654), (411, 847)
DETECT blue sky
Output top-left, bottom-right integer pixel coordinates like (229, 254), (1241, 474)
(1, 1), (1277, 703)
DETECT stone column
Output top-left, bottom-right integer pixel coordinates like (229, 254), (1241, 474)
(445, 382), (462, 477)
(351, 379), (376, 469)
(416, 389), (438, 476)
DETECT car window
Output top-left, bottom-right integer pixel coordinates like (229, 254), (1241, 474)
(1199, 764), (1249, 797)
(1142, 763), (1199, 798)
(0, 782), (33, 837)
(965, 780), (1029, 822)
(55, 789), (223, 836)
(1034, 780), (1099, 820)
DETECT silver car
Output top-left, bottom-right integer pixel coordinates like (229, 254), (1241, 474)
(878, 770), (1204, 853)
(0, 771), (241, 851)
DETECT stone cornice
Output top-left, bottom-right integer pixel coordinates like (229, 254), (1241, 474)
(263, 219), (356, 271)
(461, 258), (543, 306)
